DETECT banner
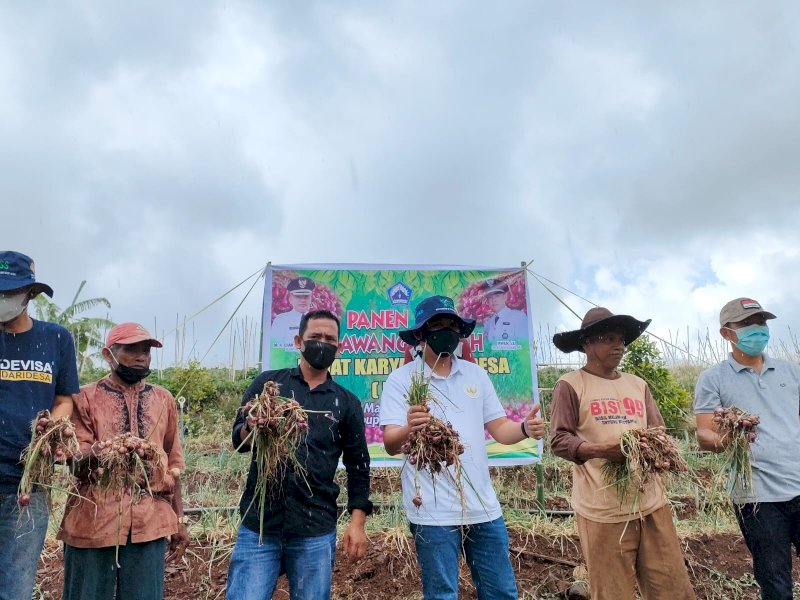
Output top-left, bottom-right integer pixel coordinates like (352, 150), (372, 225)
(261, 264), (541, 466)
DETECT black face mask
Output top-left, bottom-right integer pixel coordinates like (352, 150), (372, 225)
(110, 353), (150, 385)
(301, 340), (337, 370)
(423, 328), (461, 356)
(115, 363), (151, 385)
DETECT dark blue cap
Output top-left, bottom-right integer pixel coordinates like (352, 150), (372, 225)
(399, 295), (475, 345)
(0, 251), (54, 297)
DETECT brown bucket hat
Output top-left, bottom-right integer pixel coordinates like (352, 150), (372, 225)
(553, 307), (651, 353)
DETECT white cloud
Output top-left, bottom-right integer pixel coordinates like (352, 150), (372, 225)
(3, 2), (800, 366)
(549, 37), (667, 120)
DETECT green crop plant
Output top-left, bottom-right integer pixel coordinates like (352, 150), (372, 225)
(621, 336), (693, 432)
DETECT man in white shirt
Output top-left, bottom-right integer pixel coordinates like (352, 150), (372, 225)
(482, 280), (527, 345)
(380, 295), (544, 600)
(271, 277), (315, 351)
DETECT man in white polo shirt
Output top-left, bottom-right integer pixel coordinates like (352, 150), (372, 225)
(695, 297), (800, 600)
(380, 295), (544, 600)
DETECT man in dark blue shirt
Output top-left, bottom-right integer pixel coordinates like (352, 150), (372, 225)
(0, 250), (79, 600)
(226, 309), (372, 600)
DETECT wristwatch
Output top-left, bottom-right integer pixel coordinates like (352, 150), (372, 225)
(177, 516), (190, 525)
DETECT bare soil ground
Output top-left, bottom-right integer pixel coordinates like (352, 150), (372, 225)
(35, 528), (791, 599)
(34, 450), (792, 598)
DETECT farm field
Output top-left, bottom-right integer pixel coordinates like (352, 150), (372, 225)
(32, 418), (800, 600)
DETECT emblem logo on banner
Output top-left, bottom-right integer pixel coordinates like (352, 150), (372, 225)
(387, 281), (412, 306)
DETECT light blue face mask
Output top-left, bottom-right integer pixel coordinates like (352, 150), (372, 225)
(729, 324), (770, 356)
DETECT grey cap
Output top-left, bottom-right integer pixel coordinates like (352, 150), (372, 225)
(719, 297), (776, 327)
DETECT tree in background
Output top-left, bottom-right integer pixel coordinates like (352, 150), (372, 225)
(33, 280), (115, 375)
(621, 336), (692, 432)
(159, 360), (219, 413)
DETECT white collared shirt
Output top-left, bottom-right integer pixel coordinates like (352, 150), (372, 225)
(380, 356), (504, 525)
(270, 309), (303, 351)
(484, 305), (527, 342)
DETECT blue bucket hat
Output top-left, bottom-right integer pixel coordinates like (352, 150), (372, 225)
(0, 251), (54, 297)
(399, 295), (476, 345)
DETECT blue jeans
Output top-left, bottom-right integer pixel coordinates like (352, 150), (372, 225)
(736, 498), (800, 600)
(410, 516), (518, 600)
(226, 525), (337, 600)
(63, 536), (167, 600)
(0, 491), (48, 600)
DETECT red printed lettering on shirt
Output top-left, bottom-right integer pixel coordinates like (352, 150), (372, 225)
(590, 401), (602, 416)
(622, 397), (645, 418)
(622, 397), (635, 415)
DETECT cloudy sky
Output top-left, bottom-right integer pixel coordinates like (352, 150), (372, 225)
(4, 2), (799, 367)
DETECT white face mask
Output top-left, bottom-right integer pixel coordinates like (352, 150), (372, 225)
(0, 291), (29, 323)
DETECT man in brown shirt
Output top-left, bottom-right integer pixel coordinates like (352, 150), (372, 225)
(58, 323), (188, 600)
(550, 308), (694, 600)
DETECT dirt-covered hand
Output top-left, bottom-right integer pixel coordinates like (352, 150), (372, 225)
(407, 405), (431, 433)
(342, 521), (368, 562)
(167, 524), (190, 563)
(600, 438), (626, 462)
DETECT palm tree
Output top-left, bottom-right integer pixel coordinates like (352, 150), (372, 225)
(33, 281), (115, 375)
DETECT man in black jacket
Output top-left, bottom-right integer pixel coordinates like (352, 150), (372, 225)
(226, 309), (372, 600)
